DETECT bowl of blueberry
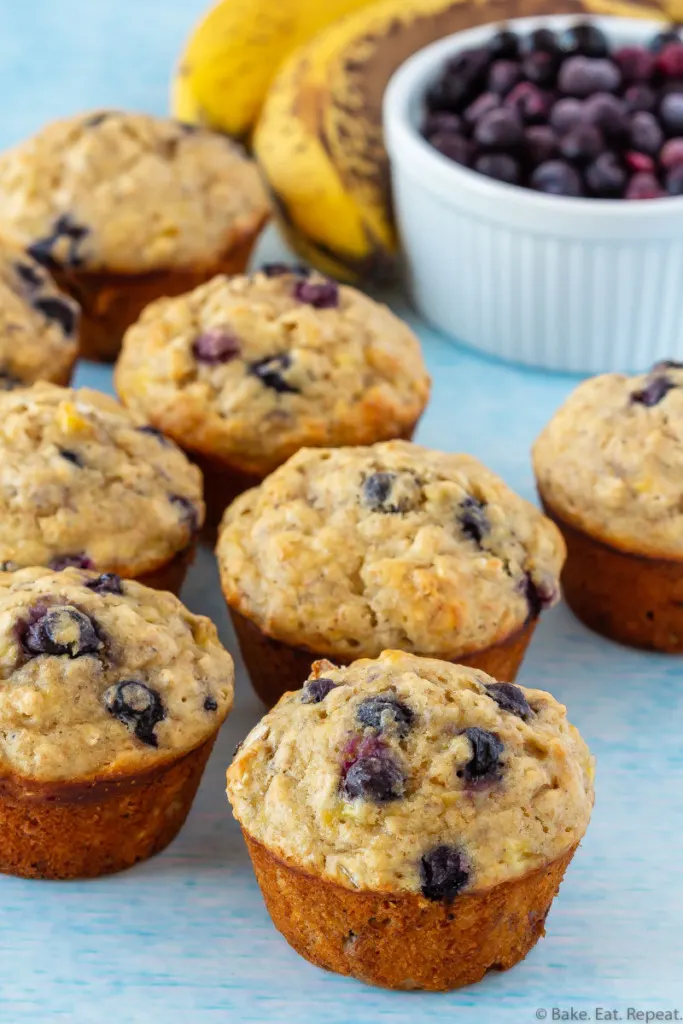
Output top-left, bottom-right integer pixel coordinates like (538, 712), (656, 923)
(384, 16), (683, 373)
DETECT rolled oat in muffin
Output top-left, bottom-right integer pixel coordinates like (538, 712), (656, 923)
(534, 361), (683, 650)
(0, 241), (78, 388)
(115, 268), (430, 526)
(0, 383), (204, 593)
(217, 440), (565, 704)
(0, 111), (269, 360)
(227, 650), (594, 990)
(0, 566), (234, 878)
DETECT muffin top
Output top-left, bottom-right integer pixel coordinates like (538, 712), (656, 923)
(227, 650), (594, 896)
(0, 567), (233, 782)
(533, 362), (683, 557)
(0, 242), (78, 387)
(0, 111), (269, 274)
(0, 384), (204, 577)
(217, 441), (565, 658)
(115, 269), (431, 474)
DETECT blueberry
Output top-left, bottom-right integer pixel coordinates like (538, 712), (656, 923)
(32, 296), (78, 337)
(59, 448), (82, 467)
(522, 50), (559, 88)
(249, 353), (299, 394)
(422, 110), (462, 136)
(524, 125), (559, 165)
(429, 132), (474, 167)
(50, 554), (93, 571)
(342, 741), (405, 803)
(560, 23), (609, 58)
(666, 162), (683, 194)
(550, 97), (585, 135)
(504, 82), (551, 124)
(559, 124), (603, 164)
(624, 84), (657, 114)
(632, 375), (676, 405)
(458, 726), (504, 784)
(302, 678), (338, 703)
(559, 57), (621, 97)
(27, 215), (89, 270)
(524, 572), (559, 617)
(293, 278), (339, 309)
(103, 680), (165, 747)
(170, 495), (200, 533)
(83, 111), (114, 128)
(136, 424), (170, 445)
(487, 30), (520, 60)
(488, 60), (522, 95)
(660, 136), (683, 167)
(459, 495), (489, 545)
(356, 694), (414, 736)
(656, 41), (683, 78)
(525, 28), (560, 55)
(625, 172), (665, 199)
(474, 107), (523, 148)
(531, 160), (583, 196)
(0, 371), (21, 391)
(24, 606), (100, 659)
(660, 92), (683, 134)
(463, 92), (500, 126)
(192, 328), (240, 364)
(426, 74), (474, 114)
(651, 29), (682, 54)
(361, 471), (419, 514)
(15, 261), (44, 288)
(652, 359), (683, 370)
(85, 573), (123, 595)
(204, 695), (218, 712)
(261, 263), (309, 277)
(586, 152), (627, 198)
(486, 681), (532, 720)
(474, 153), (520, 184)
(581, 93), (628, 141)
(419, 845), (470, 902)
(629, 112), (663, 155)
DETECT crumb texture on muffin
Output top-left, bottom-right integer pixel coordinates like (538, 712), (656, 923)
(0, 242), (78, 386)
(0, 111), (269, 273)
(0, 383), (204, 576)
(0, 566), (234, 781)
(115, 270), (431, 474)
(533, 362), (683, 557)
(227, 650), (594, 895)
(217, 441), (565, 658)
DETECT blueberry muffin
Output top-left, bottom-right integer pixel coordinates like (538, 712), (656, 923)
(227, 650), (594, 990)
(534, 361), (683, 650)
(217, 441), (565, 704)
(0, 566), (234, 878)
(115, 268), (430, 528)
(0, 241), (79, 387)
(0, 111), (269, 361)
(0, 383), (204, 593)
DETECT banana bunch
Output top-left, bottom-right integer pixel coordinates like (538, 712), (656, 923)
(254, 0), (667, 282)
(171, 0), (377, 141)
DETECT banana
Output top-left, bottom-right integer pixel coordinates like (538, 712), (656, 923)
(255, 0), (668, 282)
(171, 0), (377, 141)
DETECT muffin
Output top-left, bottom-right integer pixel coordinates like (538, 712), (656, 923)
(0, 383), (204, 594)
(227, 650), (594, 991)
(217, 441), (565, 705)
(0, 566), (234, 878)
(115, 268), (431, 530)
(0, 110), (269, 361)
(533, 361), (683, 650)
(0, 241), (79, 387)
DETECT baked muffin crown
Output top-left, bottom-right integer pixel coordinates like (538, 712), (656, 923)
(0, 111), (268, 274)
(217, 441), (565, 659)
(115, 269), (431, 474)
(0, 242), (78, 387)
(0, 383), (204, 577)
(533, 362), (683, 557)
(227, 650), (594, 896)
(0, 567), (234, 781)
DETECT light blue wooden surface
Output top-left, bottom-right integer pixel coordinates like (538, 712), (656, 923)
(1, 2), (682, 1021)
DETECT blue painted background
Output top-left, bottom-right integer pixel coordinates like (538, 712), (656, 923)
(0, 2), (681, 1021)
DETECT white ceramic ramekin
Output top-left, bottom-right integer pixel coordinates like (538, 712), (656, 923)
(384, 15), (683, 374)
